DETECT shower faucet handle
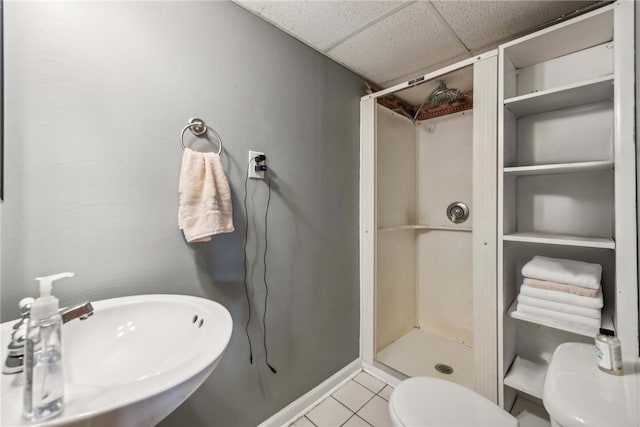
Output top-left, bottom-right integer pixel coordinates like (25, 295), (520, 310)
(446, 202), (469, 224)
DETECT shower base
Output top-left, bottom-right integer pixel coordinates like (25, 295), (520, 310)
(376, 328), (473, 388)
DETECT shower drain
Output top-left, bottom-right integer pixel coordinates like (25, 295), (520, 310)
(435, 363), (454, 375)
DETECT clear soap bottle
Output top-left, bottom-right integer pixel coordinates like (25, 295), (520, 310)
(23, 272), (74, 421)
(595, 328), (623, 376)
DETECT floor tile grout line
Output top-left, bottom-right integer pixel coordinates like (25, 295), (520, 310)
(335, 379), (383, 410)
(340, 413), (375, 427)
(301, 372), (364, 425)
(306, 396), (351, 427)
(375, 384), (393, 402)
(329, 395), (357, 417)
(355, 394), (390, 427)
(301, 373), (391, 427)
(352, 376), (386, 394)
(353, 391), (378, 415)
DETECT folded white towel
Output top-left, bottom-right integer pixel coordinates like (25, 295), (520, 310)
(520, 284), (603, 309)
(524, 277), (599, 297)
(178, 148), (234, 243)
(516, 302), (601, 329)
(517, 294), (601, 319)
(521, 256), (602, 290)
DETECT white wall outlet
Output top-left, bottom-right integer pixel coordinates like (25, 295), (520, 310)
(248, 150), (265, 179)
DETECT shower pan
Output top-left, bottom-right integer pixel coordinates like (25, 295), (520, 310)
(360, 53), (499, 401)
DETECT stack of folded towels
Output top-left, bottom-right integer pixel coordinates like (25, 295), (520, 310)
(516, 255), (604, 331)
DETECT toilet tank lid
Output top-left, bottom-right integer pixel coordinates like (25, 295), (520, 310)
(389, 377), (517, 427)
(543, 342), (640, 427)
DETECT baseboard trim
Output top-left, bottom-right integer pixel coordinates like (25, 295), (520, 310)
(258, 359), (362, 427)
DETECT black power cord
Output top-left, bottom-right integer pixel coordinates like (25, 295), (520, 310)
(242, 155), (277, 373)
(262, 169), (276, 373)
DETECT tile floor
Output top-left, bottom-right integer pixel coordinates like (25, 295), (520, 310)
(290, 371), (395, 427)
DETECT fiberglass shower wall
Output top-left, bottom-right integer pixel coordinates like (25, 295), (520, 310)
(361, 55), (499, 402)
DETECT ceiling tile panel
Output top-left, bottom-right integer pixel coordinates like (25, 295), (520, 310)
(237, 0), (406, 51)
(432, 0), (593, 51)
(328, 2), (469, 84)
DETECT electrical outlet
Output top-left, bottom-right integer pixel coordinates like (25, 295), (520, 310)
(248, 150), (265, 179)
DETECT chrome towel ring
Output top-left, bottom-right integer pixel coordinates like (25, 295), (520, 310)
(179, 118), (223, 155)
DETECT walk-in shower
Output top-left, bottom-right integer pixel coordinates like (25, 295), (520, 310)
(360, 53), (499, 401)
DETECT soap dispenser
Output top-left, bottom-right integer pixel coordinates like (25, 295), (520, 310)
(23, 272), (74, 421)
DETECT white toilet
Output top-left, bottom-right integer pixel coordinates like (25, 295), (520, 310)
(390, 343), (640, 427)
(389, 377), (517, 427)
(543, 342), (640, 427)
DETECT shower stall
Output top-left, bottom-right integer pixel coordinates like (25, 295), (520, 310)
(360, 53), (498, 400)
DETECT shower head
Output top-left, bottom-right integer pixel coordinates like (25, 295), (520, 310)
(412, 80), (461, 122)
(426, 80), (460, 108)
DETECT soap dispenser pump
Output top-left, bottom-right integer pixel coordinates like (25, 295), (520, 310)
(23, 272), (74, 421)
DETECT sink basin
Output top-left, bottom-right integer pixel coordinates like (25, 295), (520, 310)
(1, 294), (232, 426)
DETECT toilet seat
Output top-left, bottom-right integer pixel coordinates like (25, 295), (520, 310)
(389, 377), (517, 427)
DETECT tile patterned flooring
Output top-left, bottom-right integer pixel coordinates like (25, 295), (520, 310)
(290, 371), (395, 427)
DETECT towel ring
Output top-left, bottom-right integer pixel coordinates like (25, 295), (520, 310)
(179, 118), (223, 155)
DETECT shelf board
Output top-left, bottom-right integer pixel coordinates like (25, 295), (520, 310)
(502, 232), (615, 249)
(507, 299), (600, 338)
(504, 75), (613, 117)
(377, 225), (472, 233)
(504, 355), (548, 399)
(511, 396), (551, 427)
(503, 6), (613, 69)
(504, 160), (614, 177)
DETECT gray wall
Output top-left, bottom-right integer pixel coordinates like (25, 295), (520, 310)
(1, 2), (361, 426)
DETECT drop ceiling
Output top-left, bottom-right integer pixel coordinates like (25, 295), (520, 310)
(236, 1), (597, 88)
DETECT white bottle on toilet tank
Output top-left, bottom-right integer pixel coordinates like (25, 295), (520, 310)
(23, 272), (74, 421)
(595, 328), (623, 376)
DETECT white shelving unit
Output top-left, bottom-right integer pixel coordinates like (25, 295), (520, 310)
(497, 2), (638, 417)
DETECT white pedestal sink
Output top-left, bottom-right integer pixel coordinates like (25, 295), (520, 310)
(1, 294), (232, 427)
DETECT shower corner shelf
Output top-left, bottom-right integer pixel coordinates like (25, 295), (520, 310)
(503, 355), (548, 399)
(502, 232), (615, 250)
(503, 74), (613, 118)
(377, 224), (472, 233)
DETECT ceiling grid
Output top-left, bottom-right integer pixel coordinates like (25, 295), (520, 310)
(235, 0), (599, 86)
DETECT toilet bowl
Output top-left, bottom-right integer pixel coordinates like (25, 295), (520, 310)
(389, 377), (517, 427)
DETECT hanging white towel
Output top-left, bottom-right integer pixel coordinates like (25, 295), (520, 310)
(521, 256), (602, 290)
(516, 302), (601, 329)
(517, 294), (601, 319)
(520, 284), (603, 309)
(178, 148), (234, 243)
